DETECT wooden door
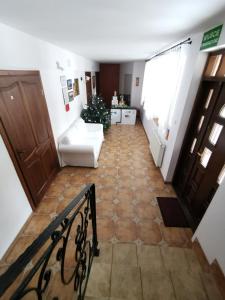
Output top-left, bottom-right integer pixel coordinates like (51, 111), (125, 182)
(173, 51), (225, 225)
(174, 81), (222, 195)
(184, 84), (225, 220)
(0, 71), (59, 208)
(99, 64), (120, 108)
(85, 72), (92, 105)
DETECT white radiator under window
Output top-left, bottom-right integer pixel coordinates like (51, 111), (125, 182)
(149, 128), (166, 167)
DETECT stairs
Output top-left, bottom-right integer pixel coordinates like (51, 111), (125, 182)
(85, 242), (223, 300)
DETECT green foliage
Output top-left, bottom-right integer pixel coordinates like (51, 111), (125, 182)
(81, 95), (111, 130)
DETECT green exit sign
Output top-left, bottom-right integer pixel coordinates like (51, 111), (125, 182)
(200, 24), (223, 50)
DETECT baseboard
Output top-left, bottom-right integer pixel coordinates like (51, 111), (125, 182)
(193, 239), (225, 299)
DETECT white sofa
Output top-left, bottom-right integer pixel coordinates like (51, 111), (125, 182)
(58, 118), (104, 168)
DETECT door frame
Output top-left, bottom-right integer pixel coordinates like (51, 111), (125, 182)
(0, 70), (59, 210)
(85, 71), (92, 105)
(173, 49), (225, 228)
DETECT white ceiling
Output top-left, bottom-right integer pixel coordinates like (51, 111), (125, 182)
(0, 0), (225, 62)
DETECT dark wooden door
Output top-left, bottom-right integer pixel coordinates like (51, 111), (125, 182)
(184, 84), (225, 220)
(174, 81), (222, 194)
(99, 64), (120, 108)
(0, 71), (59, 207)
(85, 72), (92, 105)
(174, 51), (225, 225)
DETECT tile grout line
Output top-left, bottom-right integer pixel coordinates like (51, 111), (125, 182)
(159, 245), (178, 300)
(109, 243), (114, 298)
(168, 271), (178, 300)
(136, 244), (145, 300)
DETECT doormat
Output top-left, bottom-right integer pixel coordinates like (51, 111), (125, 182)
(157, 197), (189, 228)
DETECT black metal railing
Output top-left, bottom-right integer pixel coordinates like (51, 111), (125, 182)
(0, 183), (99, 300)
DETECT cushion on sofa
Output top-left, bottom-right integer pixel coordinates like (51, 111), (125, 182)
(74, 118), (87, 134)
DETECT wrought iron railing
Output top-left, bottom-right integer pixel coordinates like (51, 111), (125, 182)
(0, 183), (99, 300)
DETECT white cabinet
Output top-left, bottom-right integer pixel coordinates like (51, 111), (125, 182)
(111, 109), (121, 124)
(111, 108), (136, 125)
(121, 109), (136, 125)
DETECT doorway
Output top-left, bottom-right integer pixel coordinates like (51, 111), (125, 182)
(85, 72), (92, 105)
(99, 64), (120, 108)
(173, 51), (225, 226)
(0, 71), (59, 209)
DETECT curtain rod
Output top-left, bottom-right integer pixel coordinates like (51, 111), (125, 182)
(145, 37), (192, 62)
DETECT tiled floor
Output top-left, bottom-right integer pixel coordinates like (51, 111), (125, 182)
(85, 242), (223, 300)
(0, 121), (223, 299)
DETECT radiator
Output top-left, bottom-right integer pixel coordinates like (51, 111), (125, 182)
(149, 128), (166, 167)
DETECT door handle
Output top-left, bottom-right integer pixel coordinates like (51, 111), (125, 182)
(17, 150), (26, 155)
(197, 152), (203, 157)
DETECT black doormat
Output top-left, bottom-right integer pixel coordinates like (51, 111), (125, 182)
(157, 197), (189, 228)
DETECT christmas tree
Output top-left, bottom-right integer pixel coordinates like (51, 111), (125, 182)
(81, 95), (111, 130)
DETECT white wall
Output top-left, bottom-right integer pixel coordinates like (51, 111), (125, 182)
(193, 180), (225, 275)
(0, 22), (99, 258)
(130, 61), (145, 109)
(0, 23), (99, 141)
(119, 62), (134, 95)
(0, 136), (32, 258)
(119, 61), (145, 108)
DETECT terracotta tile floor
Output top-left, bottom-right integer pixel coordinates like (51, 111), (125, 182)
(0, 121), (223, 299)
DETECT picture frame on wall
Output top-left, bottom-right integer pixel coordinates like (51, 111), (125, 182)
(62, 87), (69, 104)
(73, 78), (80, 96)
(60, 75), (67, 87)
(68, 90), (74, 102)
(67, 79), (73, 90)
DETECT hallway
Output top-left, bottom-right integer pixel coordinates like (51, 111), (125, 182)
(0, 122), (223, 299)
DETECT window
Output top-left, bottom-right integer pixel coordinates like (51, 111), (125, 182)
(200, 147), (212, 168)
(209, 123), (223, 145)
(204, 89), (213, 109)
(217, 165), (225, 185)
(197, 116), (205, 132)
(204, 55), (222, 77)
(142, 45), (187, 140)
(219, 105), (225, 118)
(190, 138), (197, 153)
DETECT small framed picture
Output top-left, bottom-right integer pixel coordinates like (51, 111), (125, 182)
(68, 90), (74, 102)
(67, 79), (73, 90)
(73, 78), (80, 96)
(62, 87), (69, 104)
(65, 103), (70, 112)
(60, 75), (67, 87)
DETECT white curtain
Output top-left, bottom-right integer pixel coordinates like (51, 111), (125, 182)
(141, 46), (187, 139)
